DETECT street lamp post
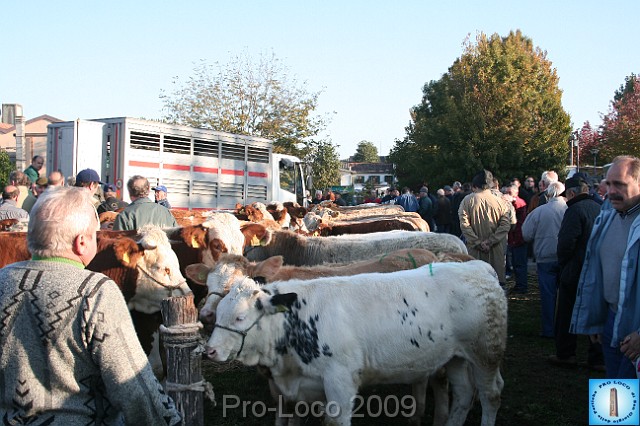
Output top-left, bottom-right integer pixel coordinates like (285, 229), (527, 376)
(575, 140), (580, 171)
(591, 148), (600, 177)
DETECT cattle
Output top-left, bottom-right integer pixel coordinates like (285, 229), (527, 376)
(242, 228), (468, 266)
(188, 248), (441, 323)
(303, 211), (429, 235)
(207, 260), (507, 425)
(187, 248), (469, 425)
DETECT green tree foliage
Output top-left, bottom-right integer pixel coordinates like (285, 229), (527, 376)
(352, 141), (379, 162)
(390, 30), (571, 189)
(600, 75), (640, 161)
(0, 149), (14, 187)
(307, 140), (341, 191)
(160, 50), (329, 156)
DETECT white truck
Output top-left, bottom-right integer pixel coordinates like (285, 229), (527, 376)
(46, 117), (306, 209)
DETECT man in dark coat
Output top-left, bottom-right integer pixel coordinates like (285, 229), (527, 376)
(550, 176), (604, 369)
(97, 184), (129, 214)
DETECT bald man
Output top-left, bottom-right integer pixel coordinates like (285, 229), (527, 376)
(0, 185), (29, 220)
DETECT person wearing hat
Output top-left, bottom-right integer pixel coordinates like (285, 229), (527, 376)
(74, 169), (103, 207)
(417, 186), (436, 231)
(152, 185), (171, 209)
(97, 184), (129, 215)
(113, 175), (177, 231)
(550, 174), (604, 370)
(21, 177), (49, 214)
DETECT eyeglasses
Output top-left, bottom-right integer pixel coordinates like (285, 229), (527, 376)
(526, 179), (534, 182)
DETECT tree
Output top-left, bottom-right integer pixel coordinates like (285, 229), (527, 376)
(0, 149), (13, 187)
(390, 30), (571, 190)
(160, 50), (330, 157)
(352, 141), (379, 163)
(600, 75), (640, 161)
(306, 140), (341, 191)
(571, 121), (602, 169)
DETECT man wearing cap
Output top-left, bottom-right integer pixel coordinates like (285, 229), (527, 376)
(113, 175), (177, 231)
(550, 174), (604, 369)
(152, 185), (171, 209)
(417, 186), (436, 231)
(97, 184), (129, 214)
(572, 156), (640, 378)
(74, 169), (103, 207)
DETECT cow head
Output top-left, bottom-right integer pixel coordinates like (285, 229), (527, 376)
(179, 213), (247, 264)
(206, 277), (297, 364)
(116, 225), (191, 314)
(240, 222), (272, 249)
(186, 254), (284, 324)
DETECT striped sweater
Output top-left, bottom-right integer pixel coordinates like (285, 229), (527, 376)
(0, 259), (181, 425)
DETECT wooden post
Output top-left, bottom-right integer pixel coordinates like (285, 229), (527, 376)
(161, 294), (208, 426)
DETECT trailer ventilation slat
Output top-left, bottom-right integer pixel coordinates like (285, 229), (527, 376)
(247, 184), (268, 200)
(163, 135), (191, 155)
(220, 142), (245, 161)
(192, 180), (218, 197)
(131, 131), (161, 151)
(194, 139), (219, 157)
(247, 146), (270, 163)
(218, 182), (244, 198)
(162, 177), (190, 195)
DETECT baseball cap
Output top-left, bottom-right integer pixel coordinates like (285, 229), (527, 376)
(559, 176), (587, 196)
(35, 177), (48, 187)
(103, 183), (118, 193)
(152, 185), (168, 193)
(75, 168), (103, 184)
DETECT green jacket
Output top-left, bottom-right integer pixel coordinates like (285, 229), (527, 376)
(23, 165), (39, 184)
(112, 197), (177, 231)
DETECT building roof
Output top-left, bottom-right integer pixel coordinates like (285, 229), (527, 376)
(349, 162), (394, 174)
(0, 114), (63, 134)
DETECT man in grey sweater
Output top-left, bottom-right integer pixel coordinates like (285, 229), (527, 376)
(0, 187), (181, 425)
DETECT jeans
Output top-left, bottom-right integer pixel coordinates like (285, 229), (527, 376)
(509, 244), (528, 290)
(602, 309), (636, 378)
(537, 262), (558, 337)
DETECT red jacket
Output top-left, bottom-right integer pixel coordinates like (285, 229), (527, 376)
(508, 196), (528, 247)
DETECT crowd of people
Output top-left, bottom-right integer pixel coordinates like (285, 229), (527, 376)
(2, 154), (640, 422)
(337, 157), (640, 380)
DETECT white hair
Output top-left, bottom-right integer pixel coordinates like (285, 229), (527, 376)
(546, 181), (565, 198)
(28, 187), (99, 257)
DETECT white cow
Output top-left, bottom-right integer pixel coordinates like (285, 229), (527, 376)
(243, 229), (468, 265)
(207, 260), (507, 426)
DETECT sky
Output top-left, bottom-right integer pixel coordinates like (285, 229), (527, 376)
(1, 1), (638, 160)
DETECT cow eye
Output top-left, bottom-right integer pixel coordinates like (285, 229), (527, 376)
(236, 315), (246, 322)
(165, 267), (171, 276)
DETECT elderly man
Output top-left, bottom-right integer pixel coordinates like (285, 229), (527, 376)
(23, 155), (44, 185)
(21, 177), (49, 213)
(572, 156), (640, 378)
(113, 175), (177, 231)
(0, 185), (29, 220)
(152, 184), (171, 209)
(47, 170), (65, 187)
(9, 170), (31, 209)
(522, 181), (567, 337)
(0, 187), (181, 424)
(459, 169), (513, 286)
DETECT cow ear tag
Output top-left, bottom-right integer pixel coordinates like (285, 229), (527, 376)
(275, 304), (289, 313)
(191, 236), (201, 249)
(122, 252), (130, 265)
(251, 235), (261, 246)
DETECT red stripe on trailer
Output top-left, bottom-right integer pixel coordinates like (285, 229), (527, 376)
(248, 171), (268, 178)
(129, 160), (160, 168)
(193, 165), (218, 174)
(221, 168), (244, 176)
(163, 163), (191, 171)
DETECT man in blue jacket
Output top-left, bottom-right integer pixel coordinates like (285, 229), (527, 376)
(571, 155), (640, 378)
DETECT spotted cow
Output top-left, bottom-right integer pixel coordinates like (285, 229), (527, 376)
(207, 260), (507, 426)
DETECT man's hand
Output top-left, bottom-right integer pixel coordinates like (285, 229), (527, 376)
(620, 332), (640, 360)
(479, 240), (491, 253)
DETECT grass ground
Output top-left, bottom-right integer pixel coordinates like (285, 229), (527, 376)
(200, 268), (604, 425)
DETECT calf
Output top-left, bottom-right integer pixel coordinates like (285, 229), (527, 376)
(207, 260), (507, 426)
(243, 228), (468, 265)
